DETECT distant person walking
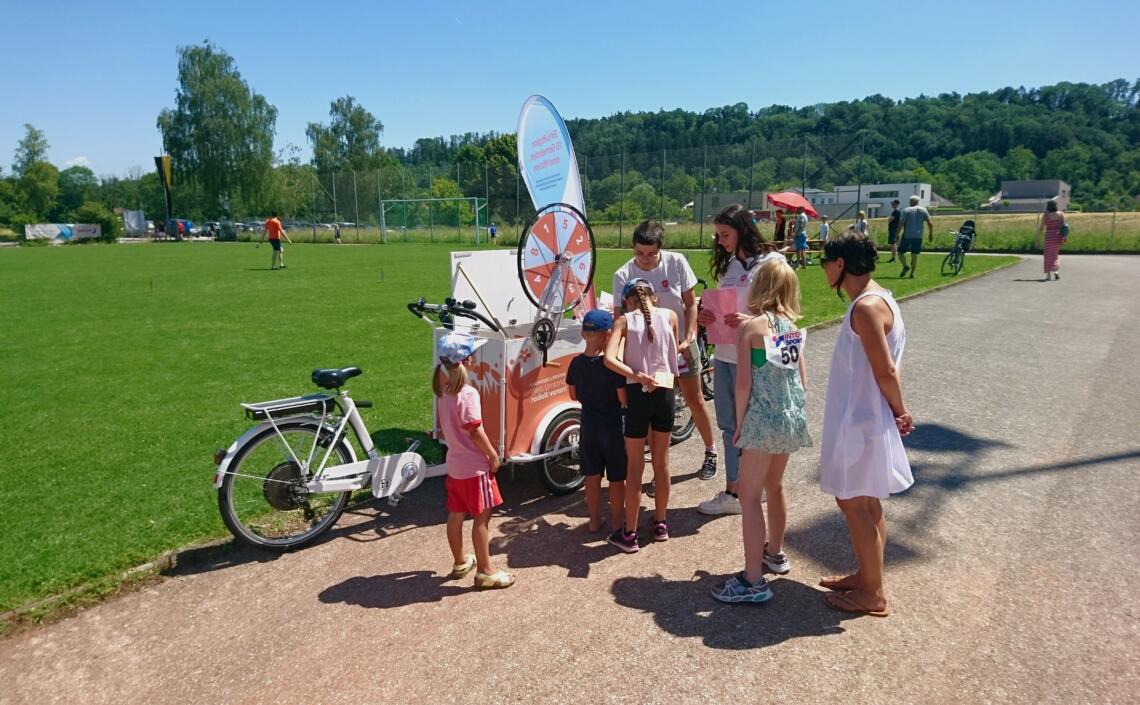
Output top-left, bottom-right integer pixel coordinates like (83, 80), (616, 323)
(897, 195), (933, 278)
(885, 199), (901, 263)
(1036, 200), (1067, 281)
(262, 211), (292, 270)
(488, 222), (497, 244)
(854, 210), (869, 238)
(793, 206), (811, 268)
(774, 210), (787, 244)
(817, 232), (914, 617)
(333, 223), (342, 244)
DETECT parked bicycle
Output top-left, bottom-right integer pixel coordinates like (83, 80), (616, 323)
(671, 278), (715, 444)
(941, 219), (977, 276)
(213, 367), (426, 550)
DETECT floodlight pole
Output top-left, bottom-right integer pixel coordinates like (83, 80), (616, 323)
(378, 169), (386, 244)
(353, 171), (360, 243)
(311, 172), (317, 242)
(619, 152), (625, 242)
(428, 165), (434, 243)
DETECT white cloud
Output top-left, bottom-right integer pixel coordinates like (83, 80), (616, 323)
(64, 155), (92, 168)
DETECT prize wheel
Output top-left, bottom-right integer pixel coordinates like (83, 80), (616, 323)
(517, 203), (596, 314)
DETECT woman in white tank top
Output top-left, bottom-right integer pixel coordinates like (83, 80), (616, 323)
(817, 233), (915, 617)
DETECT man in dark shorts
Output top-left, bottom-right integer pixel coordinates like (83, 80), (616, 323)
(886, 199), (901, 263)
(897, 195), (933, 278)
(262, 211), (293, 270)
(566, 310), (628, 539)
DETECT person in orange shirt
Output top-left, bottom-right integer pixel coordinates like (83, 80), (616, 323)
(261, 211), (292, 270)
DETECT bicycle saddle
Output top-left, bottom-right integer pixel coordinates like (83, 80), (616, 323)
(311, 366), (363, 389)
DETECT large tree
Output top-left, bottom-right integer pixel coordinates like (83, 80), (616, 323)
(12, 124), (49, 178)
(56, 165), (99, 218)
(306, 96), (387, 173)
(20, 161), (60, 219)
(156, 42), (277, 212)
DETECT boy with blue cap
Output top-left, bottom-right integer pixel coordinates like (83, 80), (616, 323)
(566, 309), (628, 540)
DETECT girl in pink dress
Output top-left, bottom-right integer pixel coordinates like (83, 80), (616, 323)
(1037, 199), (1068, 281)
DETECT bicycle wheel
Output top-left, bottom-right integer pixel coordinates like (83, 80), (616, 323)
(218, 420), (354, 550)
(952, 250), (965, 275)
(941, 250), (956, 276)
(538, 409), (584, 495)
(671, 392), (695, 446)
(697, 338), (715, 401)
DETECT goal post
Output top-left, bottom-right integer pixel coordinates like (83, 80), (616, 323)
(379, 196), (487, 244)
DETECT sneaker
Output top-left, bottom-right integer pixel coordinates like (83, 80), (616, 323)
(1054, 271), (1060, 280)
(651, 520), (669, 542)
(644, 482), (655, 498)
(763, 545), (791, 574)
(710, 573), (773, 604)
(697, 491), (741, 516)
(697, 451), (718, 481)
(608, 530), (639, 554)
(899, 265), (910, 278)
(805, 258), (813, 266)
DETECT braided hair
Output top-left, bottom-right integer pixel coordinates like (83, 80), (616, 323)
(821, 232), (879, 299)
(633, 285), (656, 342)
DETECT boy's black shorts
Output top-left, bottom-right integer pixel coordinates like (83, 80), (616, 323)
(579, 426), (627, 482)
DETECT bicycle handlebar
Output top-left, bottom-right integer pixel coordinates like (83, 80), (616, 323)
(406, 297), (500, 332)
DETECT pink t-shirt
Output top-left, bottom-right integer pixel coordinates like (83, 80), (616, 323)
(438, 385), (491, 479)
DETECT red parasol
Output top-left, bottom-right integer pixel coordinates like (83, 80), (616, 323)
(767, 191), (819, 218)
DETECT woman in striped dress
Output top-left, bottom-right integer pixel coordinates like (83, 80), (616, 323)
(1037, 199), (1067, 281)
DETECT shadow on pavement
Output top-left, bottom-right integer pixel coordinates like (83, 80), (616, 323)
(318, 570), (471, 608)
(164, 461), (569, 579)
(611, 571), (857, 649)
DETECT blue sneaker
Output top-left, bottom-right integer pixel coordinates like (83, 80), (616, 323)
(710, 573), (773, 604)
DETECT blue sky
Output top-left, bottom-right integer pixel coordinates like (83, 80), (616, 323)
(2, 0), (1136, 177)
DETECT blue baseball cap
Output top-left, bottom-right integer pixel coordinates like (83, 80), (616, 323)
(437, 331), (487, 364)
(582, 309), (614, 332)
(621, 278), (655, 299)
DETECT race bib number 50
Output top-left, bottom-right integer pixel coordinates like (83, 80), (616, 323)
(766, 329), (806, 369)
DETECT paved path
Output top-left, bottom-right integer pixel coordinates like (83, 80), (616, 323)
(3, 255), (1138, 705)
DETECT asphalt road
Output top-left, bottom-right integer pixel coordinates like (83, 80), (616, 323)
(2, 254), (1138, 705)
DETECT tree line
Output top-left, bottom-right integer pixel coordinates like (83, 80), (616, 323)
(2, 40), (1135, 238)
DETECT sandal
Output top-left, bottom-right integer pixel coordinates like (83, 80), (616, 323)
(819, 575), (860, 592)
(823, 590), (890, 617)
(474, 570), (516, 589)
(448, 555), (476, 579)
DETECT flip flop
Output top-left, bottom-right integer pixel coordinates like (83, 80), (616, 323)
(819, 575), (860, 592)
(447, 555), (476, 579)
(823, 590), (890, 617)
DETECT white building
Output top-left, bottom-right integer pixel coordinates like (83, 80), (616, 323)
(802, 183), (932, 219)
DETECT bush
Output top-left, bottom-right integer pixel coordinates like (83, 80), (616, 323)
(8, 211), (38, 241)
(74, 201), (122, 242)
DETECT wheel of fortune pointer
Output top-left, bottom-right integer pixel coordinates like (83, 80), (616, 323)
(517, 203), (597, 362)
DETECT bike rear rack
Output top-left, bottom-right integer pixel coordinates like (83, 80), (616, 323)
(241, 393), (338, 421)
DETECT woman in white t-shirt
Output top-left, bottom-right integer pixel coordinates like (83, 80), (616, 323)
(696, 204), (784, 516)
(612, 220), (717, 491)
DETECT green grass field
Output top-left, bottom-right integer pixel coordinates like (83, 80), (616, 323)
(0, 242), (1017, 616)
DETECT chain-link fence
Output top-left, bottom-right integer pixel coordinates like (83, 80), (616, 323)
(254, 132), (1135, 251)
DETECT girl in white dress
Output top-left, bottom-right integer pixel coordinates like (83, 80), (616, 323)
(818, 232), (915, 617)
